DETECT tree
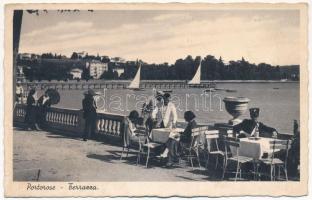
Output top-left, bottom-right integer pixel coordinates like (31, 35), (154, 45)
(71, 52), (79, 60)
(101, 56), (110, 63)
(82, 67), (91, 81)
(100, 69), (118, 80)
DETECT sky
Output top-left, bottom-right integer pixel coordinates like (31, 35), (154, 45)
(19, 9), (300, 65)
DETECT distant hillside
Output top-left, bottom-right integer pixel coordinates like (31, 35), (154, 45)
(17, 55), (300, 81)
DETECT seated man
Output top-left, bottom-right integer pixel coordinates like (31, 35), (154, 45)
(160, 111), (197, 167)
(233, 108), (278, 138)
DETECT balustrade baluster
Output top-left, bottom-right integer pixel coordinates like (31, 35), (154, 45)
(96, 119), (100, 133)
(64, 114), (69, 125)
(46, 112), (50, 121)
(74, 115), (78, 126)
(108, 120), (112, 134)
(53, 112), (57, 123)
(100, 118), (105, 133)
(61, 113), (65, 124)
(104, 119), (108, 133)
(57, 113), (61, 123)
(66, 114), (70, 125)
(51, 112), (55, 123)
(116, 121), (120, 135)
(54, 113), (57, 123)
(68, 114), (73, 126)
(112, 121), (117, 135)
(60, 114), (64, 124)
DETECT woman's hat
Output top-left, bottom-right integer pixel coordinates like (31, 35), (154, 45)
(155, 90), (164, 100)
(128, 110), (139, 123)
(184, 111), (196, 121)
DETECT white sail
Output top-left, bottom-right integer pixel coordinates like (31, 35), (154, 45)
(188, 62), (201, 84)
(128, 64), (141, 89)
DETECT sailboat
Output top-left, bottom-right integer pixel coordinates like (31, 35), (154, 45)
(188, 60), (216, 90)
(188, 61), (201, 85)
(128, 63), (144, 91)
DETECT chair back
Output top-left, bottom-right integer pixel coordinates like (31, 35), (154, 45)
(131, 125), (148, 145)
(269, 139), (291, 165)
(223, 137), (240, 158)
(205, 130), (220, 152)
(190, 126), (208, 149)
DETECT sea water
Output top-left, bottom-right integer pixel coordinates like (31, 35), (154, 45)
(37, 82), (299, 133)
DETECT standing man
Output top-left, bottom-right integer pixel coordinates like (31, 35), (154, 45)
(233, 108), (278, 138)
(82, 89), (97, 141)
(152, 92), (178, 129)
(37, 91), (52, 129)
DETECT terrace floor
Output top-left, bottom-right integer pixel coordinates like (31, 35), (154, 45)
(13, 128), (222, 182)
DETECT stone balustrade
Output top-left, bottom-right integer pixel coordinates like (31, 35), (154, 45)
(13, 104), (126, 139)
(96, 111), (125, 137)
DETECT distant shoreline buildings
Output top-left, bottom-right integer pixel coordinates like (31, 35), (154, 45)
(16, 52), (300, 82)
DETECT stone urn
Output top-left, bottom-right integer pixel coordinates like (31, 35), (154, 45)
(223, 96), (250, 125)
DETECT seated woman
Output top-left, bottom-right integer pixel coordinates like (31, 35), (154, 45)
(161, 111), (197, 167)
(122, 110), (146, 148)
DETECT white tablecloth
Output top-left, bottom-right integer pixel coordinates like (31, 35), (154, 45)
(231, 137), (281, 159)
(151, 128), (184, 143)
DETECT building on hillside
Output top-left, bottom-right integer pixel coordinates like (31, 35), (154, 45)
(30, 54), (40, 60)
(86, 60), (108, 79)
(126, 61), (137, 65)
(70, 68), (83, 80)
(18, 53), (32, 60)
(112, 67), (125, 77)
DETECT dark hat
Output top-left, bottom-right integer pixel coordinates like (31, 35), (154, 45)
(163, 92), (171, 99)
(84, 89), (96, 96)
(249, 108), (260, 118)
(184, 111), (196, 122)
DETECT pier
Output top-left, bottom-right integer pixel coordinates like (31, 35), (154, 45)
(20, 80), (217, 91)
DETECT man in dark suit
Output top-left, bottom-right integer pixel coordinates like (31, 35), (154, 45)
(233, 108), (278, 138)
(82, 90), (97, 141)
(37, 92), (52, 129)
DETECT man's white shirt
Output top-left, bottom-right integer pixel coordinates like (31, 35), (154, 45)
(152, 102), (178, 128)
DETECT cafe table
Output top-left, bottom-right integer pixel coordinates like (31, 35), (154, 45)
(151, 128), (185, 143)
(231, 137), (283, 159)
